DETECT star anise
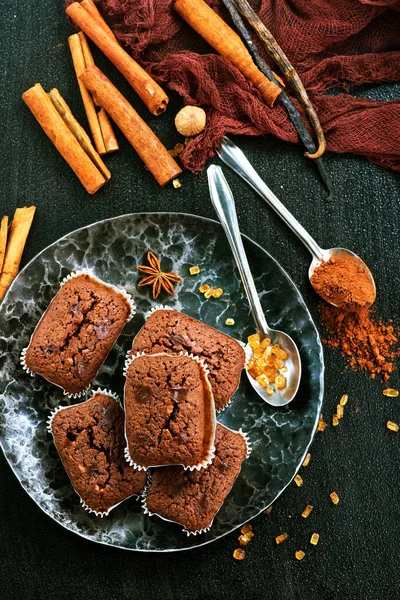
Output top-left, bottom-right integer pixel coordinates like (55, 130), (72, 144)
(137, 251), (181, 300)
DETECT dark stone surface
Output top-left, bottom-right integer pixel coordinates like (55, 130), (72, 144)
(0, 1), (399, 599)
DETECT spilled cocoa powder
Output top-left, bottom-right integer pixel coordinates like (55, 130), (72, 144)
(319, 304), (399, 381)
(311, 254), (375, 309)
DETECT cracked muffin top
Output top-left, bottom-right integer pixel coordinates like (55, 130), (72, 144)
(144, 423), (248, 533)
(50, 391), (146, 514)
(124, 353), (216, 470)
(23, 273), (132, 396)
(131, 309), (245, 411)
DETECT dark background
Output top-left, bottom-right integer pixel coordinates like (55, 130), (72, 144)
(1, 1), (399, 599)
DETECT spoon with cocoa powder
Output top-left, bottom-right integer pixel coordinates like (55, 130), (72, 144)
(217, 137), (376, 310)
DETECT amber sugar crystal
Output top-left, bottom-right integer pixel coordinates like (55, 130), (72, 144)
(225, 318), (235, 326)
(386, 420), (399, 432)
(310, 533), (320, 546)
(233, 548), (245, 560)
(238, 534), (251, 546)
(295, 550), (305, 560)
(330, 492), (340, 504)
(189, 265), (200, 275)
(383, 388), (399, 397)
(340, 394), (349, 406)
(199, 283), (210, 293)
(247, 332), (288, 391)
(212, 287), (223, 298)
(318, 415), (327, 431)
(302, 453), (311, 467)
(301, 505), (313, 518)
(241, 524), (252, 535)
(275, 532), (288, 544)
(294, 474), (303, 487)
(204, 288), (214, 298)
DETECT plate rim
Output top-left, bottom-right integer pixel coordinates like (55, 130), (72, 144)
(0, 211), (324, 552)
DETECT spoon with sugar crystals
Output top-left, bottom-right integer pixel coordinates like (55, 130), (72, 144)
(217, 137), (376, 310)
(207, 164), (301, 407)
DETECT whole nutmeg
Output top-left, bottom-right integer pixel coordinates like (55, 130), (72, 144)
(174, 106), (206, 137)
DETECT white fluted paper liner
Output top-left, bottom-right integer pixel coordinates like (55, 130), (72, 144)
(140, 424), (250, 536)
(123, 351), (216, 472)
(237, 427), (252, 459)
(20, 270), (135, 398)
(46, 388), (120, 434)
(144, 303), (172, 320)
(47, 388), (144, 517)
(21, 343), (90, 399)
(61, 269), (136, 322)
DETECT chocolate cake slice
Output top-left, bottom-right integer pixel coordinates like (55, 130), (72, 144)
(124, 353), (216, 470)
(144, 423), (249, 534)
(22, 272), (133, 396)
(49, 390), (146, 515)
(131, 309), (245, 411)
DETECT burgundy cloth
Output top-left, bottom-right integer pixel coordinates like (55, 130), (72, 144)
(66, 0), (400, 173)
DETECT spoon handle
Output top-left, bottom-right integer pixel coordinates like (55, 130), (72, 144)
(217, 137), (325, 262)
(207, 165), (270, 338)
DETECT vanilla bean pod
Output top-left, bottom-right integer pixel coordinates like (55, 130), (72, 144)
(222, 0), (333, 199)
(232, 0), (325, 159)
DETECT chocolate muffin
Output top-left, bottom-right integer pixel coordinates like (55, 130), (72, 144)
(144, 423), (249, 533)
(22, 272), (133, 396)
(124, 353), (216, 470)
(131, 309), (245, 411)
(49, 390), (146, 515)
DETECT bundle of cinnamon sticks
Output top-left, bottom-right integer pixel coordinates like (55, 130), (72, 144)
(0, 207), (36, 301)
(23, 0), (181, 192)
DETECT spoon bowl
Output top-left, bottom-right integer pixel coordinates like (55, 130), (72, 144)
(217, 137), (377, 308)
(308, 247), (376, 308)
(207, 164), (301, 407)
(244, 330), (301, 408)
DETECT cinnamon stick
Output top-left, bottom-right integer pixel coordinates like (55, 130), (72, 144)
(48, 88), (111, 181)
(98, 108), (119, 153)
(80, 0), (117, 42)
(66, 2), (169, 116)
(0, 207), (36, 301)
(232, 0), (326, 159)
(69, 32), (119, 154)
(174, 0), (281, 107)
(22, 83), (107, 194)
(0, 216), (9, 275)
(80, 66), (182, 186)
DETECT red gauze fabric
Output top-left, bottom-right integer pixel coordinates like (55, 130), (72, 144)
(66, 0), (400, 173)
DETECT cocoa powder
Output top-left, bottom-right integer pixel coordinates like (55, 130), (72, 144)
(311, 254), (375, 309)
(319, 304), (399, 381)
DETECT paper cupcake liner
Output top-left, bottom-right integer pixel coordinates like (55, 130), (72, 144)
(144, 303), (172, 320)
(47, 388), (143, 517)
(123, 351), (216, 472)
(61, 269), (136, 322)
(237, 427), (252, 459)
(20, 270), (135, 398)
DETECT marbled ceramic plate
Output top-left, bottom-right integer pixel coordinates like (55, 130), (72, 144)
(0, 213), (323, 552)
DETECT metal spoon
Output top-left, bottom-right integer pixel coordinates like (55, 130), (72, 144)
(216, 137), (376, 307)
(207, 164), (301, 407)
